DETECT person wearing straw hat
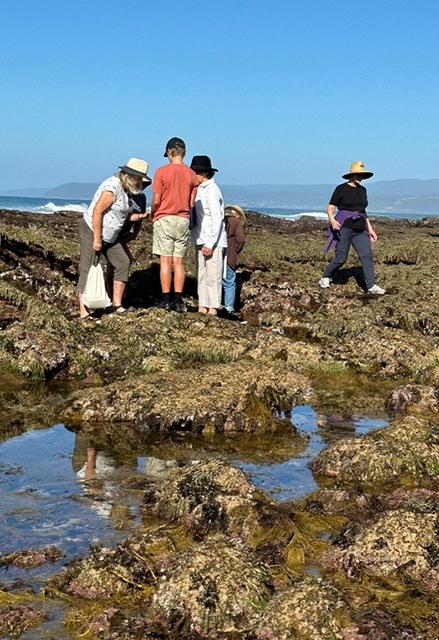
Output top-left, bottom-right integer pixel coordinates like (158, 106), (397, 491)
(190, 155), (227, 316)
(223, 204), (246, 316)
(319, 161), (385, 295)
(78, 158), (151, 319)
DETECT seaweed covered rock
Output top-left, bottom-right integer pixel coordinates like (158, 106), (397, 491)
(0, 545), (63, 568)
(153, 535), (273, 638)
(50, 527), (181, 600)
(142, 459), (328, 572)
(312, 415), (439, 485)
(386, 384), (439, 414)
(64, 361), (312, 433)
(322, 509), (439, 589)
(0, 604), (47, 638)
(0, 281), (77, 379)
(142, 459), (269, 541)
(304, 486), (374, 519)
(255, 574), (354, 640)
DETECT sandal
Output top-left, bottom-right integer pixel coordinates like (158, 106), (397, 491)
(113, 305), (135, 314)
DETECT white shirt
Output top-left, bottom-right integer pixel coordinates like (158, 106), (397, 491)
(192, 178), (227, 249)
(84, 176), (132, 244)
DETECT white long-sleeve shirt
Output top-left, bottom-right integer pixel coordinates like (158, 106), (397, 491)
(192, 178), (227, 249)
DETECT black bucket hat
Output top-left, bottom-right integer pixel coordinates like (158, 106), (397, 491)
(190, 155), (218, 174)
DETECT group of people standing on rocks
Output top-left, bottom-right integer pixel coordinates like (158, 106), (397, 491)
(78, 137), (245, 319)
(78, 142), (385, 320)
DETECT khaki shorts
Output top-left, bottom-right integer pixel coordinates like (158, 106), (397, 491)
(153, 216), (190, 257)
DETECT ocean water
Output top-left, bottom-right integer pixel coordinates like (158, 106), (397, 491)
(256, 206), (436, 221)
(0, 194), (90, 215)
(0, 195), (436, 221)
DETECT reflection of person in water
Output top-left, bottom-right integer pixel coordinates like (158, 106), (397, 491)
(316, 413), (355, 447)
(71, 433), (135, 525)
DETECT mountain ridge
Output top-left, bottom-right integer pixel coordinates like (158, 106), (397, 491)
(1, 179), (439, 214)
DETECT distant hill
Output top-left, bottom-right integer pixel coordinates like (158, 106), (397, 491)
(0, 187), (48, 197)
(2, 178), (439, 214)
(43, 182), (99, 199)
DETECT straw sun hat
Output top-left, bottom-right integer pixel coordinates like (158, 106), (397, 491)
(225, 204), (245, 217)
(119, 158), (152, 185)
(342, 161), (374, 180)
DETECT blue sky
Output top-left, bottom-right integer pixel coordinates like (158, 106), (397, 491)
(1, 0), (438, 188)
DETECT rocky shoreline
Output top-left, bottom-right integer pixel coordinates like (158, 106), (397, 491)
(1, 208), (439, 638)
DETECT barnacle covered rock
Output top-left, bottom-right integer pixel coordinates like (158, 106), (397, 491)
(312, 415), (439, 485)
(153, 535), (273, 638)
(0, 604), (48, 638)
(49, 527), (180, 600)
(386, 384), (439, 414)
(255, 574), (354, 640)
(322, 509), (439, 588)
(0, 545), (63, 569)
(64, 361), (312, 433)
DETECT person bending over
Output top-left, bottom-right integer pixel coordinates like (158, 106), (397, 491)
(78, 158), (151, 319)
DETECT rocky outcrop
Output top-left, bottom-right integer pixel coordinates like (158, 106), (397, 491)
(63, 361), (312, 433)
(255, 575), (354, 640)
(312, 415), (439, 485)
(321, 509), (439, 590)
(153, 536), (273, 638)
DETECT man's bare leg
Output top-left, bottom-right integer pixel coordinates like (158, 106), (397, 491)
(160, 256), (173, 293)
(173, 256), (185, 293)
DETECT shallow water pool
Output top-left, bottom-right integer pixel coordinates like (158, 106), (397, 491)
(0, 405), (388, 591)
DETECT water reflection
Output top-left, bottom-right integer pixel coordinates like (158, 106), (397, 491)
(236, 405), (388, 501)
(0, 406), (388, 590)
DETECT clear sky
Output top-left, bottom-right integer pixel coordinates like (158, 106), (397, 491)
(1, 0), (438, 189)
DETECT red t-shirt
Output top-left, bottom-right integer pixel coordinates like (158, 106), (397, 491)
(153, 163), (198, 220)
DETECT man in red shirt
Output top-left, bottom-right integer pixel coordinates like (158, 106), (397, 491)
(151, 137), (198, 312)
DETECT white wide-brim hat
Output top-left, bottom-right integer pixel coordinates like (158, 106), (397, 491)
(343, 161), (374, 180)
(119, 158), (151, 183)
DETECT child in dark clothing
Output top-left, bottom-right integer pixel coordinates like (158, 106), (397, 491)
(223, 205), (246, 314)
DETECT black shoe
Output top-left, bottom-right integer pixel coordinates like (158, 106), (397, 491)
(157, 300), (171, 311)
(225, 309), (240, 321)
(172, 300), (185, 313)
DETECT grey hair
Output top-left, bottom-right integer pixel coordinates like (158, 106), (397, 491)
(115, 171), (143, 193)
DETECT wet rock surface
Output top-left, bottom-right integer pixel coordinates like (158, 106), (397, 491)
(255, 574), (353, 640)
(0, 603), (48, 638)
(312, 415), (439, 486)
(153, 535), (273, 638)
(0, 545), (64, 569)
(322, 508), (439, 588)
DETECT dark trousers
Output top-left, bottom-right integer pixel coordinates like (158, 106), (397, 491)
(323, 227), (375, 289)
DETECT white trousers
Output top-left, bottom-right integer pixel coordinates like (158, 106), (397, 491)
(196, 246), (225, 309)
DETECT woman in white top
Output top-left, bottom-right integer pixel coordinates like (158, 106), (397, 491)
(190, 155), (227, 316)
(78, 158), (151, 319)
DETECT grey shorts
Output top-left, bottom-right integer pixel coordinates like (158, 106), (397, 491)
(152, 216), (190, 257)
(77, 218), (131, 292)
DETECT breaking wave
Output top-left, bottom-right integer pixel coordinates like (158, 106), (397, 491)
(30, 201), (89, 215)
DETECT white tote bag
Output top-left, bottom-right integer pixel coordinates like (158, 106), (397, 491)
(83, 254), (112, 310)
